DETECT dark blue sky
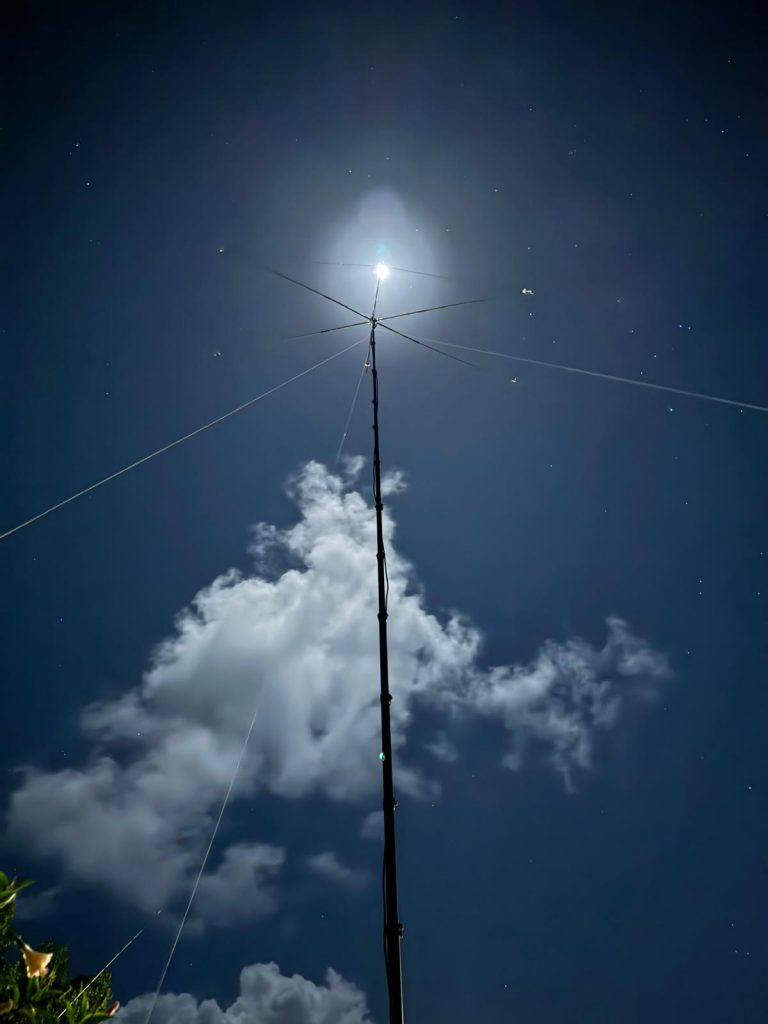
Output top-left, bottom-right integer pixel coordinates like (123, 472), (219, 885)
(3, 2), (767, 1022)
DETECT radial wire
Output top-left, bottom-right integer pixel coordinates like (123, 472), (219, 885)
(333, 342), (371, 472)
(378, 323), (481, 369)
(143, 699), (263, 1024)
(400, 337), (768, 414)
(57, 929), (144, 1020)
(285, 320), (370, 341)
(377, 297), (489, 322)
(268, 268), (368, 319)
(314, 261), (451, 280)
(1, 339), (366, 541)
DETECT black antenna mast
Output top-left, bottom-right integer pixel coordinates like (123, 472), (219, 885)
(369, 274), (405, 1024)
(269, 260), (486, 1024)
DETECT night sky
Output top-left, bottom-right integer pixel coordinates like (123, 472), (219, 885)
(3, 3), (767, 1022)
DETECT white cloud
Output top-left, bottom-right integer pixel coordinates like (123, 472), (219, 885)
(359, 811), (384, 840)
(7, 742), (284, 920)
(463, 616), (670, 788)
(115, 961), (372, 1024)
(305, 851), (368, 890)
(13, 885), (61, 922)
(425, 731), (459, 763)
(5, 461), (670, 919)
(193, 844), (285, 927)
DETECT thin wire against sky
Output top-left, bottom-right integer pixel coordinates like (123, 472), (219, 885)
(400, 336), (768, 414)
(1, 338), (366, 541)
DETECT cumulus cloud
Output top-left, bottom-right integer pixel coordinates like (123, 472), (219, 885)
(464, 616), (669, 788)
(305, 851), (368, 890)
(425, 731), (459, 764)
(7, 736), (285, 919)
(115, 961), (372, 1024)
(359, 811), (384, 840)
(193, 844), (285, 926)
(5, 460), (670, 919)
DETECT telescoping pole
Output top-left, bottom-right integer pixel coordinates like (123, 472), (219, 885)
(369, 320), (405, 1024)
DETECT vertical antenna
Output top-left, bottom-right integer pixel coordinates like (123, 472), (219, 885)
(269, 256), (488, 1024)
(265, 258), (486, 1024)
(370, 306), (405, 1024)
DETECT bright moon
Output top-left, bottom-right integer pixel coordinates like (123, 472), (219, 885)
(375, 262), (391, 280)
